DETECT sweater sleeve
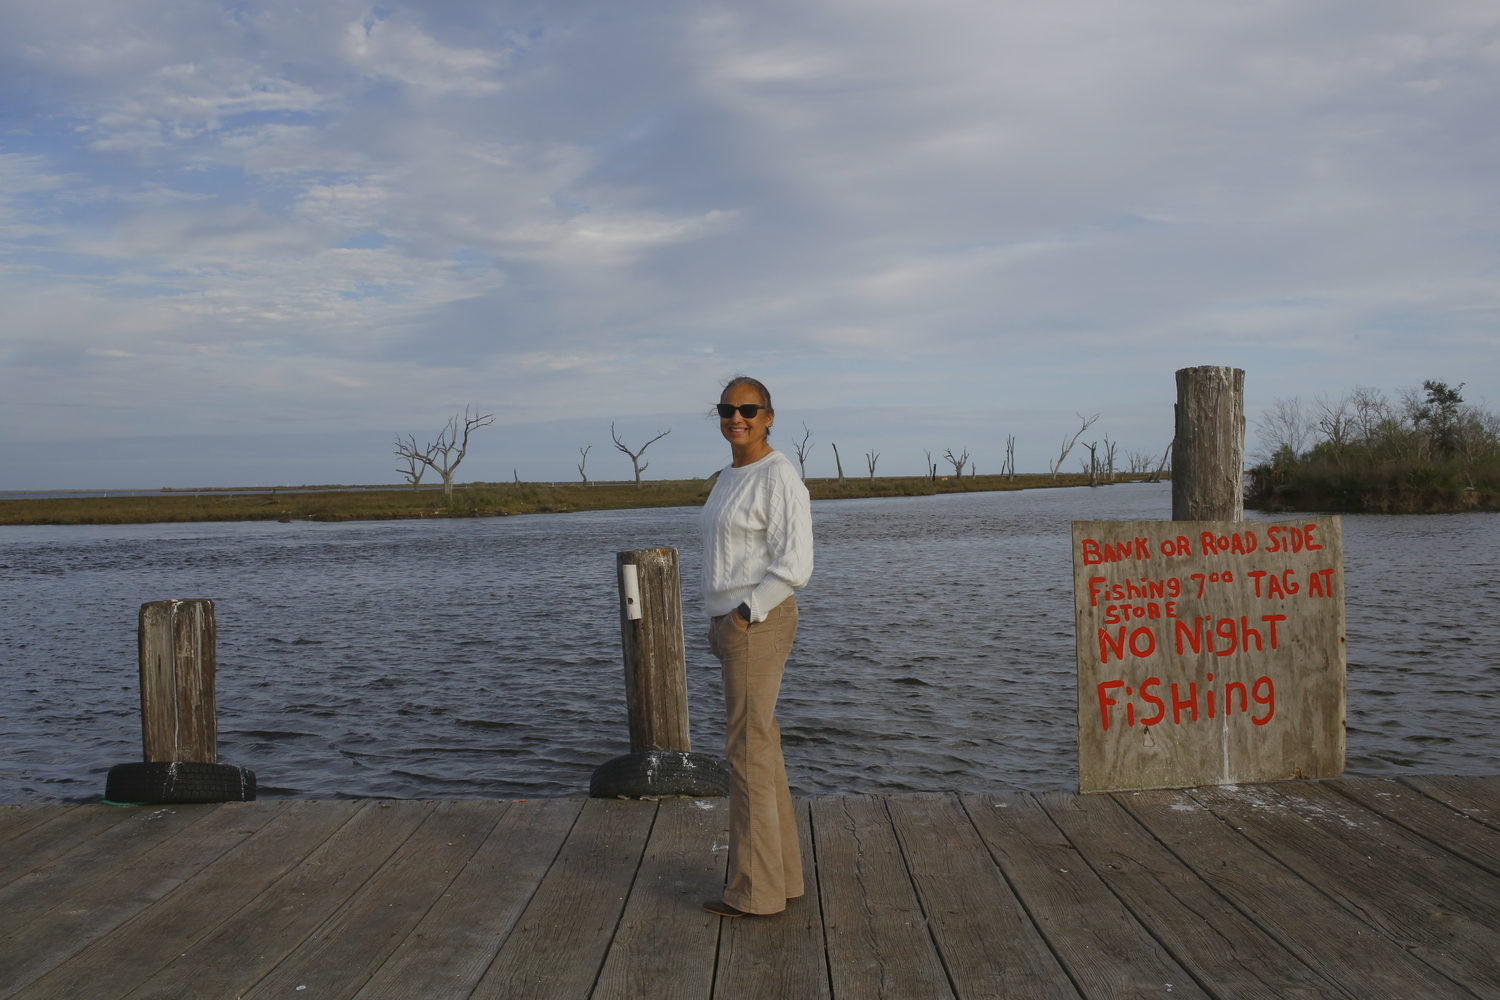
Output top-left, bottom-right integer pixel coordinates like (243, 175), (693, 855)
(745, 467), (814, 621)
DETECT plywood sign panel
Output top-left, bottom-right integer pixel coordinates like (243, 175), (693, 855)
(1073, 518), (1345, 793)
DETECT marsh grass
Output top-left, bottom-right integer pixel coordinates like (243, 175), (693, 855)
(1, 473), (1114, 526)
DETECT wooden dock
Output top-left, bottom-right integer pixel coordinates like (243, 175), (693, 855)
(3, 776), (1499, 999)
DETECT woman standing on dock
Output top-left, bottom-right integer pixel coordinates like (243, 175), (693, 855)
(701, 376), (814, 918)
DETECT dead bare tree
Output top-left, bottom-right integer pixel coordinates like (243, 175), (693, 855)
(400, 408), (495, 497)
(1312, 394), (1353, 467)
(611, 423), (671, 487)
(1081, 441), (1100, 486)
(577, 445), (592, 485)
(1002, 435), (1016, 480)
(792, 423), (815, 480)
(831, 443), (846, 482)
(943, 447), (969, 478)
(865, 449), (880, 481)
(1049, 413), (1100, 479)
(1146, 440), (1173, 483)
(393, 434), (433, 490)
(1103, 435), (1119, 481)
(923, 449), (938, 482)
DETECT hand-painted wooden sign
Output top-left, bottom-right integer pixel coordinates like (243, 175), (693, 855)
(1072, 517), (1346, 793)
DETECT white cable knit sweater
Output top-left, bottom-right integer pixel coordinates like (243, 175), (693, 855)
(700, 449), (813, 621)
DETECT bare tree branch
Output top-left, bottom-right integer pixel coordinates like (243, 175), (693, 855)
(792, 422), (815, 479)
(396, 409), (493, 497)
(611, 423), (671, 487)
(1049, 413), (1100, 479)
(831, 442), (845, 482)
(577, 444), (592, 485)
(393, 434), (433, 490)
(943, 447), (969, 478)
(865, 449), (880, 480)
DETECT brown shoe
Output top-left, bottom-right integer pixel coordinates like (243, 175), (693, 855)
(702, 898), (750, 917)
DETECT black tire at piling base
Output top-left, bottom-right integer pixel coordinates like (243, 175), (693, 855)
(105, 761), (257, 804)
(589, 750), (730, 799)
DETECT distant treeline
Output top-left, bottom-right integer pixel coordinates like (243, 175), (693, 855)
(0, 473), (1123, 527)
(1247, 380), (1500, 513)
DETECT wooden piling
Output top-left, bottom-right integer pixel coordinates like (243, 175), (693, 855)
(615, 549), (690, 753)
(1172, 365), (1246, 521)
(138, 599), (218, 763)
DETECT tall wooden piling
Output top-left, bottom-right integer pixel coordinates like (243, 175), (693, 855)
(615, 548), (690, 753)
(1172, 366), (1246, 521)
(138, 599), (218, 763)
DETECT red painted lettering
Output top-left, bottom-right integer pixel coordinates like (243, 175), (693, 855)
(1241, 615), (1263, 652)
(1175, 618), (1202, 655)
(1175, 535), (1192, 555)
(1308, 571), (1325, 597)
(1082, 539), (1103, 565)
(1171, 682), (1199, 723)
(1200, 531), (1219, 555)
(1247, 570), (1267, 597)
(1088, 576), (1107, 606)
(1134, 537), (1152, 559)
(1139, 678), (1165, 725)
(1099, 627), (1127, 663)
(1252, 676), (1275, 725)
(1215, 618), (1237, 657)
(1166, 577), (1181, 598)
(1281, 569), (1299, 595)
(1098, 680), (1124, 730)
(1129, 626), (1157, 657)
(1304, 524), (1322, 551)
(1224, 681), (1248, 715)
(1260, 615), (1286, 649)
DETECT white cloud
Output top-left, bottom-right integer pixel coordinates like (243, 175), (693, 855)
(0, 0), (1497, 484)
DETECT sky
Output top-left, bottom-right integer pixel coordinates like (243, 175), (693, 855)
(1, 0), (1497, 488)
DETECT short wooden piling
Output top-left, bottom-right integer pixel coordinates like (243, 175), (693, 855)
(615, 548), (690, 753)
(138, 599), (218, 763)
(1172, 365), (1246, 521)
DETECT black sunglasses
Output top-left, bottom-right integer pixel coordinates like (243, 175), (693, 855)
(716, 403), (769, 419)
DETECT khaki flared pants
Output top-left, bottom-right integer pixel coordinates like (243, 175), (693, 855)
(708, 596), (803, 914)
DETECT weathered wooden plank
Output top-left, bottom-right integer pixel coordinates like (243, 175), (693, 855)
(0, 802), (283, 999)
(1190, 782), (1500, 996)
(118, 800), (434, 1000)
(888, 794), (1075, 1000)
(1118, 787), (1473, 1000)
(468, 798), (658, 1000)
(1044, 791), (1350, 1000)
(0, 804), (69, 845)
(963, 791), (1210, 1000)
(241, 800), (504, 1000)
(0, 802), (217, 942)
(0, 805), (138, 889)
(356, 799), (582, 1000)
(1072, 516), (1346, 793)
(592, 798), (729, 1000)
(618, 548), (691, 752)
(809, 794), (952, 1000)
(139, 598), (218, 763)
(1172, 364), (1245, 521)
(16, 801), (358, 1000)
(1403, 775), (1500, 831)
(1334, 777), (1500, 879)
(714, 798), (829, 1000)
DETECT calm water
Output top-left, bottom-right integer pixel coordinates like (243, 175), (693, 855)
(1, 483), (1496, 803)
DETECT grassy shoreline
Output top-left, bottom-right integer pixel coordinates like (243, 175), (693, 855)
(0, 473), (1137, 526)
